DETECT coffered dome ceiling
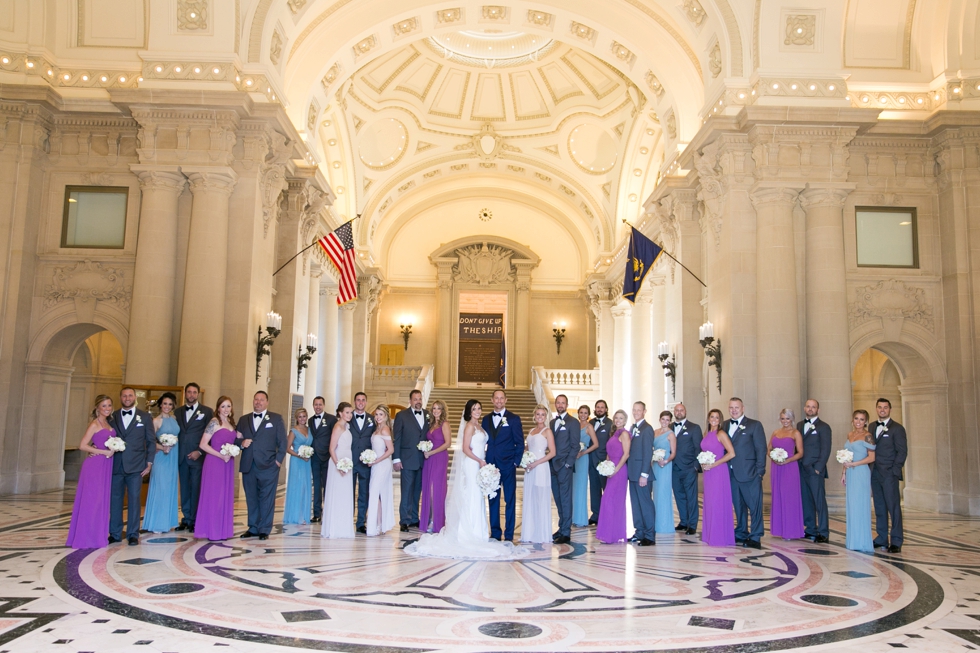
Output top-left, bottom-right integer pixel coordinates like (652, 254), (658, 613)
(318, 31), (665, 284)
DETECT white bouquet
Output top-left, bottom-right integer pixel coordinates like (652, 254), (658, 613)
(770, 448), (788, 463)
(297, 445), (314, 459)
(359, 449), (377, 465)
(337, 457), (354, 473)
(696, 451), (716, 466)
(652, 448), (667, 463)
(597, 460), (616, 477)
(105, 436), (126, 452)
(520, 451), (536, 469)
(158, 433), (178, 447)
(477, 463), (501, 499)
(579, 441), (586, 451)
(417, 440), (433, 453)
(219, 443), (241, 458)
(836, 449), (853, 464)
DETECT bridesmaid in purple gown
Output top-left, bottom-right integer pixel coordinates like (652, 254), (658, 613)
(66, 395), (116, 549)
(701, 408), (737, 546)
(769, 409), (805, 540)
(420, 400), (451, 533)
(195, 396), (238, 541)
(596, 410), (632, 544)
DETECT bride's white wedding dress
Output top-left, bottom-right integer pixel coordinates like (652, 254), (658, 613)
(405, 424), (527, 560)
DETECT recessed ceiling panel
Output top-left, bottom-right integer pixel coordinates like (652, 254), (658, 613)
(471, 73), (506, 121)
(537, 62), (583, 104)
(359, 46), (420, 93)
(429, 69), (470, 119)
(395, 59), (443, 100)
(562, 51), (620, 100)
(358, 118), (408, 169)
(510, 70), (549, 120)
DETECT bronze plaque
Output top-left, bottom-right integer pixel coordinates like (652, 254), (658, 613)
(458, 313), (503, 383)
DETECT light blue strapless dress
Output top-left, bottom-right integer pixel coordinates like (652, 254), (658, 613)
(653, 431), (675, 534)
(845, 439), (876, 553)
(572, 426), (590, 526)
(142, 416), (180, 533)
(283, 428), (313, 525)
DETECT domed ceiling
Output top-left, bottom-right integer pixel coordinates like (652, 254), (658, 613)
(318, 30), (665, 281)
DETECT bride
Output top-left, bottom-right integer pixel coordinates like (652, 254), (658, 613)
(405, 399), (527, 560)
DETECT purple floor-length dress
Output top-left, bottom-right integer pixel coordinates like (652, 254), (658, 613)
(701, 431), (736, 546)
(596, 428), (628, 543)
(66, 428), (114, 549)
(770, 435), (805, 539)
(419, 424), (448, 533)
(194, 428), (237, 541)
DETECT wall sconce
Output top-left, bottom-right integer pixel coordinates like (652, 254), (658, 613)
(255, 311), (282, 382)
(399, 323), (413, 350)
(699, 321), (722, 392)
(296, 333), (317, 390)
(552, 321), (567, 355)
(657, 341), (677, 399)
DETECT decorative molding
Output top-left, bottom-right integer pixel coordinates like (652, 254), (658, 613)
(644, 71), (666, 100)
(527, 10), (553, 27)
(353, 36), (378, 59)
(270, 29), (284, 65)
(784, 14), (816, 46)
(436, 8), (462, 24)
(453, 243), (516, 285)
(709, 41), (722, 78)
(694, 141), (724, 248)
(482, 6), (508, 20)
(44, 260), (132, 309)
(750, 186), (800, 207)
(681, 0), (707, 27)
(570, 21), (597, 43)
(753, 77), (848, 100)
(260, 132), (292, 237)
(320, 63), (342, 92)
(307, 101), (319, 131)
(176, 0), (208, 31)
(610, 42), (635, 66)
(849, 279), (934, 331)
(664, 109), (677, 139)
(392, 17), (419, 37)
(287, 0), (307, 14)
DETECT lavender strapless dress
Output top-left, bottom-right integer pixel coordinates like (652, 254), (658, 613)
(66, 428), (114, 549)
(194, 429), (237, 541)
(420, 424), (448, 533)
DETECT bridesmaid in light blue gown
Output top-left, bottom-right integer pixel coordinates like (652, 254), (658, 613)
(573, 406), (598, 527)
(283, 408), (313, 525)
(653, 411), (678, 535)
(142, 392), (180, 533)
(843, 409), (876, 553)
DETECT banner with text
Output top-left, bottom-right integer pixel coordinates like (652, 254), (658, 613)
(458, 313), (503, 384)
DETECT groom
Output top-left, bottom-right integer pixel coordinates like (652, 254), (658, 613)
(482, 389), (524, 541)
(550, 394), (578, 544)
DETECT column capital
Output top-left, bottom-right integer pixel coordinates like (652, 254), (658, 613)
(749, 185), (801, 208)
(611, 303), (632, 318)
(320, 283), (339, 298)
(800, 186), (853, 210)
(183, 166), (238, 196)
(339, 300), (358, 312)
(130, 165), (186, 193)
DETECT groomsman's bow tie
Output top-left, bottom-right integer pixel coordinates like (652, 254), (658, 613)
(122, 410), (133, 416)
(253, 413), (263, 419)
(185, 405), (194, 411)
(414, 410), (423, 416)
(355, 414), (365, 419)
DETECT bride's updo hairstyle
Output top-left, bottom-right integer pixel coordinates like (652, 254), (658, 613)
(463, 399), (482, 422)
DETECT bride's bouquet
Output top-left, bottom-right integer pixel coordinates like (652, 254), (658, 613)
(105, 436), (126, 452)
(696, 451), (716, 466)
(337, 457), (354, 473)
(597, 460), (616, 477)
(478, 464), (501, 499)
(836, 449), (853, 464)
(652, 448), (667, 463)
(520, 451), (536, 469)
(158, 433), (178, 447)
(296, 445), (314, 460)
(417, 440), (433, 453)
(770, 448), (788, 463)
(219, 443), (241, 458)
(359, 449), (377, 465)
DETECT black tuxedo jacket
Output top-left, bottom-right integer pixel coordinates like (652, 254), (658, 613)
(872, 418), (908, 480)
(482, 410), (524, 468)
(672, 420), (704, 471)
(589, 415), (612, 466)
(176, 403), (213, 466)
(349, 412), (376, 467)
(236, 411), (287, 473)
(797, 417), (832, 478)
(723, 416), (767, 482)
(110, 408), (157, 475)
(393, 408), (430, 471)
(549, 413), (578, 471)
(310, 412), (338, 462)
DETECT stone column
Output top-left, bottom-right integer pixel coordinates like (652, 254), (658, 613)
(611, 303), (632, 412)
(352, 273), (383, 394)
(650, 279), (668, 408)
(125, 166), (185, 385)
(587, 280), (617, 403)
(338, 301), (356, 402)
(513, 261), (535, 388)
(319, 284), (340, 408)
(751, 186), (802, 428)
(433, 258), (455, 387)
(630, 290), (654, 408)
(176, 168), (238, 396)
(304, 265), (322, 406)
(800, 187), (854, 474)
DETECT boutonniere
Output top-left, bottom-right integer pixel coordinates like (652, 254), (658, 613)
(500, 416), (508, 427)
(264, 415), (270, 422)
(367, 418), (374, 426)
(739, 424), (746, 430)
(135, 415), (142, 424)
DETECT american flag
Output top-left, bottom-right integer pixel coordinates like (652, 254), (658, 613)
(317, 221), (358, 305)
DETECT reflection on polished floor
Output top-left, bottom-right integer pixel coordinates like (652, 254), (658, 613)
(2, 485), (980, 653)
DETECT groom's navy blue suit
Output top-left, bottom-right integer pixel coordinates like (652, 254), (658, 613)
(482, 410), (524, 541)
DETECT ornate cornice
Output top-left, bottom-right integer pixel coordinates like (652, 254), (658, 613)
(849, 279), (934, 332)
(43, 259), (132, 309)
(800, 187), (850, 210)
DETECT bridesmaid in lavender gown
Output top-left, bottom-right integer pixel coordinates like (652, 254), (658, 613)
(700, 409), (737, 546)
(194, 397), (238, 541)
(596, 410), (631, 544)
(322, 403), (355, 539)
(769, 408), (805, 540)
(420, 400), (451, 533)
(520, 405), (556, 543)
(66, 395), (116, 549)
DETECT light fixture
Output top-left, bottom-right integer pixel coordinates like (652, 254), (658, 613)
(155, 66), (163, 72)
(175, 66), (182, 73)
(296, 333), (318, 390)
(26, 61), (33, 68)
(255, 311), (282, 382)
(194, 67), (201, 74)
(1, 57), (8, 64)
(213, 67), (220, 74)
(828, 84), (835, 91)
(81, 75), (89, 81)
(699, 322), (722, 392)
(100, 75), (107, 82)
(399, 322), (413, 350)
(552, 321), (567, 355)
(119, 76), (126, 83)
(63, 73), (70, 80)
(657, 341), (677, 399)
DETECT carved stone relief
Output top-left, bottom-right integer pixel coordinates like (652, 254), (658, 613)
(44, 260), (132, 309)
(453, 243), (515, 285)
(176, 0), (208, 31)
(784, 15), (816, 46)
(848, 279), (934, 332)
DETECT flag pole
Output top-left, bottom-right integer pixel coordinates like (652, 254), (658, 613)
(623, 219), (706, 288)
(272, 215), (360, 278)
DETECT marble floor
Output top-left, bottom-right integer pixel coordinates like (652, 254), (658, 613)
(1, 487), (980, 652)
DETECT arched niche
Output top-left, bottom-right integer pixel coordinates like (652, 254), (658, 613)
(429, 237), (540, 388)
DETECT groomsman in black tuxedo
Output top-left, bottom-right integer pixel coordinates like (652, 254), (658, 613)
(587, 400), (611, 525)
(871, 398), (907, 553)
(671, 403), (702, 535)
(393, 389), (429, 532)
(797, 399), (832, 543)
(176, 382), (212, 532)
(237, 391), (287, 541)
(349, 392), (375, 533)
(627, 402), (656, 546)
(109, 387), (156, 545)
(724, 397), (767, 549)
(550, 394), (578, 544)
(482, 389), (524, 541)
(309, 396), (337, 524)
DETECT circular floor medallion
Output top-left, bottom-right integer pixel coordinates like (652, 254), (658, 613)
(478, 621), (544, 638)
(146, 583), (205, 595)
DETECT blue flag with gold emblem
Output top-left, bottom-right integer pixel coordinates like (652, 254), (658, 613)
(622, 227), (663, 303)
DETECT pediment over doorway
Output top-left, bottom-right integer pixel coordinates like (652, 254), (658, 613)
(429, 236), (541, 286)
